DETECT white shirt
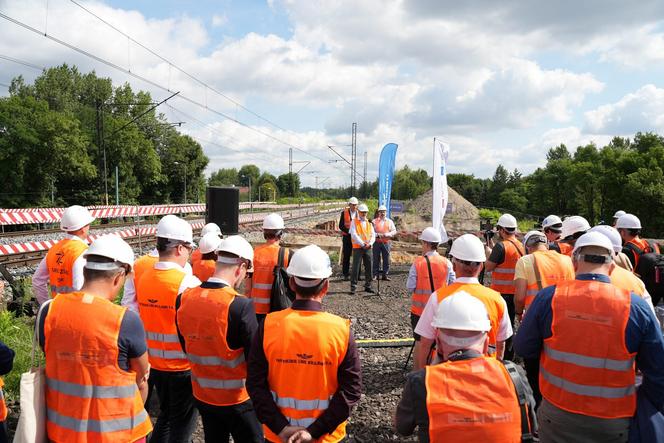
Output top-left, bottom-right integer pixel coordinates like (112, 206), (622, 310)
(414, 277), (513, 341)
(406, 251), (456, 291)
(373, 217), (397, 238)
(33, 234), (88, 306)
(349, 217), (376, 247)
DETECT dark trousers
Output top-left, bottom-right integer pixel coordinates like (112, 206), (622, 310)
(342, 235), (352, 277)
(410, 313), (421, 341)
(501, 293), (516, 361)
(524, 357), (542, 409)
(196, 399), (263, 443)
(150, 369), (199, 443)
(372, 242), (391, 277)
(0, 421), (7, 443)
(351, 248), (372, 290)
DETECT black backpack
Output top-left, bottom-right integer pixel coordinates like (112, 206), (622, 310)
(270, 247), (295, 312)
(634, 244), (664, 305)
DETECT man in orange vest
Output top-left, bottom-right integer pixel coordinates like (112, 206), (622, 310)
(396, 292), (537, 442)
(338, 197), (359, 280)
(247, 245), (362, 443)
(485, 213), (524, 360)
(191, 232), (223, 282)
(176, 235), (263, 442)
(515, 232), (664, 442)
(247, 213), (289, 322)
(612, 210), (626, 227)
(135, 214), (201, 443)
(32, 205), (96, 305)
(0, 340), (14, 443)
(38, 235), (152, 443)
(616, 213), (660, 270)
(372, 204), (397, 281)
(542, 215), (563, 243)
(414, 234), (511, 369)
(549, 215), (590, 257)
(349, 204), (375, 294)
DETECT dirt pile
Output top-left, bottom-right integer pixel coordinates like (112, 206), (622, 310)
(396, 187), (479, 233)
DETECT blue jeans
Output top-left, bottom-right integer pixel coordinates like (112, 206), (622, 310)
(372, 242), (391, 277)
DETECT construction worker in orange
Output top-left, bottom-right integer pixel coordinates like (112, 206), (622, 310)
(541, 215), (563, 244)
(612, 210), (626, 228)
(176, 235), (263, 442)
(32, 205), (96, 305)
(396, 292), (537, 442)
(191, 222), (223, 282)
(349, 204), (376, 294)
(37, 235), (152, 443)
(135, 214), (202, 443)
(372, 204), (397, 280)
(338, 197), (359, 280)
(515, 232), (664, 442)
(550, 215), (590, 257)
(246, 213), (289, 322)
(616, 213), (660, 269)
(247, 245), (362, 443)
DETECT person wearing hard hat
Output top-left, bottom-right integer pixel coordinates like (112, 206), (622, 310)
(612, 210), (626, 228)
(247, 245), (362, 443)
(247, 213), (290, 322)
(485, 213), (524, 360)
(37, 235), (152, 442)
(135, 214), (201, 442)
(191, 222), (223, 282)
(338, 197), (359, 280)
(408, 227), (455, 345)
(349, 203), (376, 294)
(616, 213), (660, 270)
(515, 232), (664, 443)
(372, 204), (397, 281)
(550, 215), (590, 257)
(176, 236), (263, 442)
(541, 215), (563, 243)
(396, 292), (537, 442)
(32, 205), (96, 305)
(414, 234), (511, 370)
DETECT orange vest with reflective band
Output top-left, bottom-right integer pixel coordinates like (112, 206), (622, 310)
(341, 208), (352, 236)
(44, 292), (152, 442)
(191, 249), (215, 283)
(133, 254), (158, 288)
(411, 255), (449, 316)
(136, 265), (190, 371)
(351, 219), (373, 249)
(177, 285), (249, 406)
(540, 280), (636, 418)
(524, 250), (575, 310)
(0, 377), (7, 422)
(436, 283), (504, 355)
(373, 218), (392, 243)
(610, 265), (645, 297)
(625, 237), (660, 269)
(263, 308), (350, 443)
(490, 239), (524, 294)
(425, 356), (521, 442)
(46, 238), (88, 296)
(251, 243), (289, 315)
(555, 241), (573, 257)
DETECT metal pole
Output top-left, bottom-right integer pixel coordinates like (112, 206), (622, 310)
(184, 163), (187, 204)
(51, 178), (54, 205)
(115, 166), (119, 205)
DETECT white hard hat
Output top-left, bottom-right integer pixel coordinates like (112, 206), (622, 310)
(431, 291), (491, 332)
(572, 231), (614, 256)
(286, 244), (333, 280)
(262, 213), (285, 230)
(616, 213), (642, 230)
(199, 232), (224, 254)
(348, 197), (359, 205)
(542, 215), (563, 231)
(215, 235), (254, 269)
(524, 230), (547, 246)
(156, 215), (195, 246)
(377, 205), (387, 212)
(358, 204), (369, 212)
(613, 210), (626, 219)
(60, 205), (95, 232)
(450, 234), (486, 262)
(201, 222), (222, 237)
(419, 227), (442, 244)
(84, 235), (135, 272)
(497, 213), (518, 229)
(589, 225), (622, 253)
(561, 216), (590, 240)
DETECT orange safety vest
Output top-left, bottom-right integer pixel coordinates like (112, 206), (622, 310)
(425, 356), (521, 442)
(191, 249), (216, 283)
(133, 253), (158, 287)
(556, 241), (573, 257)
(341, 208), (352, 236)
(177, 285), (249, 406)
(250, 243), (289, 315)
(373, 218), (392, 243)
(540, 280), (636, 418)
(263, 308), (350, 443)
(610, 265), (645, 297)
(136, 265), (190, 371)
(45, 238), (88, 296)
(524, 250), (575, 310)
(436, 283), (505, 355)
(351, 219), (373, 249)
(411, 255), (449, 316)
(490, 239), (524, 294)
(44, 292), (152, 442)
(625, 238), (660, 270)
(0, 377), (7, 422)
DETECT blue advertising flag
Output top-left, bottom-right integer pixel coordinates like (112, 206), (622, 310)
(378, 143), (398, 218)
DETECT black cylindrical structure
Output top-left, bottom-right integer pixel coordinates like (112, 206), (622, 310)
(206, 187), (239, 235)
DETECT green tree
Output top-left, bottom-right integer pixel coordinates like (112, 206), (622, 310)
(209, 168), (239, 187)
(238, 164), (260, 187)
(277, 173), (300, 197)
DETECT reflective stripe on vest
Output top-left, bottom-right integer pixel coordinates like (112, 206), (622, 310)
(490, 239), (523, 294)
(251, 243), (287, 314)
(524, 251), (575, 310)
(46, 238), (88, 297)
(191, 373), (246, 389)
(47, 408), (149, 433)
(146, 331), (181, 343)
(187, 353), (245, 368)
(147, 348), (187, 360)
(411, 255), (449, 316)
(351, 219), (373, 248)
(46, 378), (138, 398)
(272, 391), (332, 410)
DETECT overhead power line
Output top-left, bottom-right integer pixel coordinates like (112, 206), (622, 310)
(0, 54), (45, 71)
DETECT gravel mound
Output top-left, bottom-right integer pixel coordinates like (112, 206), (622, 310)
(398, 187), (480, 233)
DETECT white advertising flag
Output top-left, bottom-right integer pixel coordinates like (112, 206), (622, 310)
(432, 139), (450, 241)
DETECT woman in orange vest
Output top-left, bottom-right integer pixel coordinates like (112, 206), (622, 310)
(247, 245), (362, 443)
(0, 340), (14, 443)
(38, 235), (152, 443)
(372, 205), (397, 280)
(192, 232), (223, 282)
(396, 292), (537, 442)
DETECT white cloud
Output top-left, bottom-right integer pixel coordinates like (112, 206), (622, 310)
(584, 85), (664, 134)
(211, 14), (227, 27)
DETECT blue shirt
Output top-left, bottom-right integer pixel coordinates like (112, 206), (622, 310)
(514, 273), (664, 410)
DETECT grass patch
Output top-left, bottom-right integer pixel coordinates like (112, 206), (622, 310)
(0, 310), (38, 403)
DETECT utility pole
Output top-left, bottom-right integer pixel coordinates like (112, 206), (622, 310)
(51, 178), (55, 205)
(351, 122), (357, 193)
(96, 101), (108, 205)
(363, 150), (367, 198)
(115, 166), (119, 205)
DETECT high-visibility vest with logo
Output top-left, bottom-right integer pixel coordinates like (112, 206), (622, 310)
(191, 249), (215, 283)
(436, 283), (504, 355)
(341, 208), (353, 236)
(263, 308), (350, 443)
(373, 218), (392, 244)
(490, 239), (524, 294)
(625, 238), (660, 269)
(133, 253), (158, 287)
(351, 219), (373, 249)
(44, 292), (152, 442)
(0, 377), (6, 422)
(425, 356), (521, 442)
(250, 243), (289, 315)
(610, 265), (645, 297)
(136, 266), (190, 371)
(45, 238), (88, 296)
(177, 285), (249, 406)
(524, 250), (575, 310)
(411, 255), (449, 316)
(540, 280), (636, 418)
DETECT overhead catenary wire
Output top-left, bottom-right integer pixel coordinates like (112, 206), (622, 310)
(0, 54), (45, 71)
